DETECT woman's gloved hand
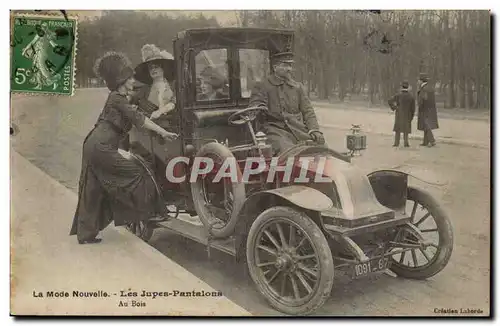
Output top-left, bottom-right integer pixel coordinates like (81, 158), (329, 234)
(150, 102), (175, 120)
(159, 129), (178, 141)
(150, 109), (163, 120)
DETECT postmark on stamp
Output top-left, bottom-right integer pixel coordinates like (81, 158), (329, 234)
(10, 12), (78, 96)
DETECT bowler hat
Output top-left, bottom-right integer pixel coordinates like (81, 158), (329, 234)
(419, 72), (429, 82)
(134, 44), (175, 85)
(401, 80), (409, 89)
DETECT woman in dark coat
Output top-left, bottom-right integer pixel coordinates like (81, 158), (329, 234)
(388, 81), (415, 147)
(69, 52), (177, 244)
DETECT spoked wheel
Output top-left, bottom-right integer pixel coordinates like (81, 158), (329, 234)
(126, 220), (154, 242)
(389, 186), (454, 279)
(246, 206), (334, 315)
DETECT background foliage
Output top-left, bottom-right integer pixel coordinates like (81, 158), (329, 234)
(76, 10), (490, 109)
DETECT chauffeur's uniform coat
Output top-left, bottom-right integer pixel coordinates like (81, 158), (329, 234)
(249, 75), (322, 154)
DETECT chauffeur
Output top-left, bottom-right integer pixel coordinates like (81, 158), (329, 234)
(249, 51), (325, 154)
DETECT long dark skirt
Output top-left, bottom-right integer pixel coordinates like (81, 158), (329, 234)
(69, 122), (157, 241)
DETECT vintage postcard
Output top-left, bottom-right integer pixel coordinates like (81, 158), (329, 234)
(9, 9), (491, 317)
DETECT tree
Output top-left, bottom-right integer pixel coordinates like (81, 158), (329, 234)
(237, 10), (490, 110)
(75, 11), (220, 86)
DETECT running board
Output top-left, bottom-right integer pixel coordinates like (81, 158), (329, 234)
(157, 218), (237, 256)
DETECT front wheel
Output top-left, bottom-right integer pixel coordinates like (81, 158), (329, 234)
(389, 187), (454, 279)
(246, 206), (334, 315)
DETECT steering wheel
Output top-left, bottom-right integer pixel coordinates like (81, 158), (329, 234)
(228, 106), (268, 126)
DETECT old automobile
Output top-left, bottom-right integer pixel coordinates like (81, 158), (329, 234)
(125, 27), (453, 315)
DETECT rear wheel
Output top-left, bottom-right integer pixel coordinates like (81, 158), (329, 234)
(389, 187), (453, 279)
(246, 206), (334, 315)
(124, 148), (164, 243)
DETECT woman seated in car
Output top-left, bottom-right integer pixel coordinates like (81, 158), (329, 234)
(131, 44), (176, 126)
(197, 66), (229, 101)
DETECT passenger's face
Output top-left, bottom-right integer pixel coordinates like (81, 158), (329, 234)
(148, 63), (164, 80)
(201, 78), (214, 94)
(124, 77), (135, 91)
(274, 62), (293, 79)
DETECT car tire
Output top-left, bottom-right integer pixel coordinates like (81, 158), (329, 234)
(389, 186), (454, 279)
(246, 206), (334, 315)
(190, 142), (246, 238)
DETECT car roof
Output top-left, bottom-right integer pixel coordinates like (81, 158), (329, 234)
(176, 27), (294, 39)
(175, 27), (295, 54)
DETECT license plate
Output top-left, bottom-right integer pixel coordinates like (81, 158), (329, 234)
(353, 257), (391, 278)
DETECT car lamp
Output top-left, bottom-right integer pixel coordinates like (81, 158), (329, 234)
(346, 124), (366, 156)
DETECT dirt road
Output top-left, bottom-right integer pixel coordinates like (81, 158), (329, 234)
(10, 89), (490, 316)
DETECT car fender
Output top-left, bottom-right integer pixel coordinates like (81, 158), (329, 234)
(367, 169), (409, 211)
(235, 185), (332, 234)
(233, 185), (332, 262)
(246, 185), (333, 213)
(368, 164), (448, 187)
(367, 165), (447, 212)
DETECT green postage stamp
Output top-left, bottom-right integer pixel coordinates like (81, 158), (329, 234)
(10, 12), (78, 96)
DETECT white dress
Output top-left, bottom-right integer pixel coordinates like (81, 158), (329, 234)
(147, 79), (174, 108)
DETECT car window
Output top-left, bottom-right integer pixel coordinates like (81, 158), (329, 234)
(195, 49), (229, 101)
(239, 49), (270, 98)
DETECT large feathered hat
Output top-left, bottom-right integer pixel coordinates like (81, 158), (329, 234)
(93, 52), (134, 91)
(134, 44), (175, 85)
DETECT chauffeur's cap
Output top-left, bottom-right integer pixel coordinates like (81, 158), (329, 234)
(271, 51), (294, 64)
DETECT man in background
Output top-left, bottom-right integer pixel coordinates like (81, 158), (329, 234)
(417, 73), (439, 147)
(388, 80), (415, 147)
